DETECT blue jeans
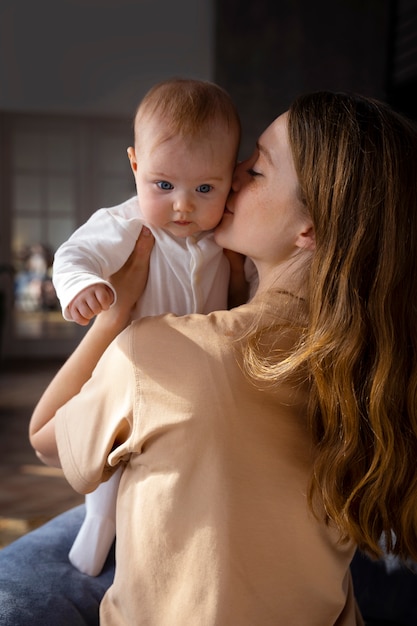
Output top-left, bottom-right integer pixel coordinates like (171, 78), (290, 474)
(0, 505), (417, 625)
(0, 505), (114, 626)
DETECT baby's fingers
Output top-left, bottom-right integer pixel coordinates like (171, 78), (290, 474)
(94, 285), (115, 311)
(69, 301), (95, 326)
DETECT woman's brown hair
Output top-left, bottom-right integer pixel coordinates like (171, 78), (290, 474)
(250, 92), (417, 560)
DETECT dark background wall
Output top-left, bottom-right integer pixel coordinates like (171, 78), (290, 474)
(3, 0), (413, 152)
(215, 0), (393, 154)
(0, 0), (214, 117)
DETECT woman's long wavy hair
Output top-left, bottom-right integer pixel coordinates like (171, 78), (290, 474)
(248, 92), (417, 560)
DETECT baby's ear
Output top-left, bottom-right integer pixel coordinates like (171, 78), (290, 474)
(127, 146), (138, 172)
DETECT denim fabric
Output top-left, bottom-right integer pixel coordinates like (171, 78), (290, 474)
(0, 505), (114, 626)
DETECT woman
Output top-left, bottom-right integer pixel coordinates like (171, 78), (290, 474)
(2, 91), (417, 625)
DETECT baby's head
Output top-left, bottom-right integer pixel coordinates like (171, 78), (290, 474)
(127, 78), (241, 238)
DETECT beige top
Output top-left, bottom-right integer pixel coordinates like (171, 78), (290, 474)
(55, 297), (363, 626)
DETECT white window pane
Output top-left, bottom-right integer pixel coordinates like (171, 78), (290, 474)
(47, 217), (76, 251)
(47, 177), (76, 214)
(13, 175), (42, 212)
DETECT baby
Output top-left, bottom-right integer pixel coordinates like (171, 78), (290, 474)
(53, 78), (254, 575)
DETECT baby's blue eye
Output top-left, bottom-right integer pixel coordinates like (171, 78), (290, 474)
(196, 184), (212, 193)
(157, 181), (173, 190)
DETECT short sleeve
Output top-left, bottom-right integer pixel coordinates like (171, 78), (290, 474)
(54, 328), (136, 494)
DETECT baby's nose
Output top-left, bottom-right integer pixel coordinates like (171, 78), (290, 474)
(174, 194), (194, 212)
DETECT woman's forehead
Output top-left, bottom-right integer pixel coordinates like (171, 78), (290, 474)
(258, 112), (290, 160)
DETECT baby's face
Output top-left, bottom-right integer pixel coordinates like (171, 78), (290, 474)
(127, 120), (238, 238)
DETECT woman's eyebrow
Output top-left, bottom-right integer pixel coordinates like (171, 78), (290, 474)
(256, 141), (273, 165)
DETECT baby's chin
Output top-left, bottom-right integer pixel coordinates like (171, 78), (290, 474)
(162, 222), (205, 239)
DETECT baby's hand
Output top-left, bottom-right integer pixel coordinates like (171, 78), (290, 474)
(68, 284), (115, 325)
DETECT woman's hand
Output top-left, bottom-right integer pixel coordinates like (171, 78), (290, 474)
(96, 226), (155, 333)
(29, 228), (154, 465)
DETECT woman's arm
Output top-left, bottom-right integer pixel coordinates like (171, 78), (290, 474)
(29, 227), (154, 466)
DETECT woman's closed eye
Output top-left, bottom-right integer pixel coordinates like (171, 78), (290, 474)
(247, 168), (262, 177)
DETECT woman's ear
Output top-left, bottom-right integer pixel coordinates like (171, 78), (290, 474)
(295, 223), (316, 251)
(127, 146), (138, 173)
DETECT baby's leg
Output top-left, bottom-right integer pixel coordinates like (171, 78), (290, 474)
(69, 466), (122, 576)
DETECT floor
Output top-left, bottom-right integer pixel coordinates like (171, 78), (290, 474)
(0, 358), (84, 547)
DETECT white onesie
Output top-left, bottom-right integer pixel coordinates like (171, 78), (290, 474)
(53, 195), (231, 321)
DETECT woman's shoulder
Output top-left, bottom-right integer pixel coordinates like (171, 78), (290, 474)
(126, 293), (307, 346)
(122, 307), (252, 355)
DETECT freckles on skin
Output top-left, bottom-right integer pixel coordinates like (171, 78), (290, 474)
(214, 178), (263, 253)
